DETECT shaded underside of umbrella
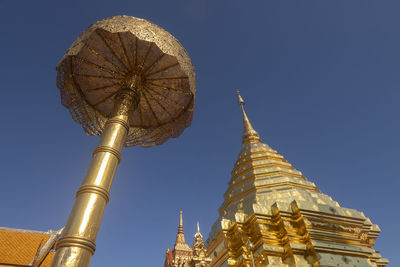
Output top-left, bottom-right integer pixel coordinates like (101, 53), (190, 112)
(56, 16), (195, 147)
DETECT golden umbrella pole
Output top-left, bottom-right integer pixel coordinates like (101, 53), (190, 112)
(52, 15), (195, 267)
(52, 82), (140, 267)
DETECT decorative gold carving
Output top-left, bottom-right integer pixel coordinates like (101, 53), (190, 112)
(111, 89), (139, 117)
(221, 219), (232, 230)
(190, 223), (212, 267)
(360, 232), (368, 241)
(57, 16), (196, 147)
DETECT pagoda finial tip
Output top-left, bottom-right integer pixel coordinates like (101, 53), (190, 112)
(237, 90), (244, 106)
(236, 92), (262, 144)
(177, 210), (184, 234)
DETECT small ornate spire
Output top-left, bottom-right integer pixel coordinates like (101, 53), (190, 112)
(178, 210), (184, 234)
(236, 91), (261, 144)
(194, 222), (203, 239)
(174, 211), (191, 252)
(165, 211), (192, 267)
(193, 222), (205, 253)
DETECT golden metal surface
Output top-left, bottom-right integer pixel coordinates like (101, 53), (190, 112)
(236, 91), (261, 145)
(52, 90), (134, 267)
(53, 16), (195, 267)
(205, 94), (388, 267)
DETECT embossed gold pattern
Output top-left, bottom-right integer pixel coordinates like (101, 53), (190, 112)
(57, 15), (195, 147)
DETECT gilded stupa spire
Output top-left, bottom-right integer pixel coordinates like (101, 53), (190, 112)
(178, 210), (184, 234)
(173, 211), (191, 252)
(236, 91), (262, 144)
(165, 211), (193, 267)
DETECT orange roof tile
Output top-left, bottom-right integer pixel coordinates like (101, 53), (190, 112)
(0, 228), (55, 266)
(40, 252), (55, 267)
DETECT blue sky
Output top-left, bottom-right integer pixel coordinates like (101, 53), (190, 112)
(0, 0), (399, 266)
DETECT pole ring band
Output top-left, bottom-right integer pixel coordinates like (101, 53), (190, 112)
(76, 185), (110, 203)
(93, 146), (121, 163)
(56, 236), (96, 254)
(105, 118), (129, 132)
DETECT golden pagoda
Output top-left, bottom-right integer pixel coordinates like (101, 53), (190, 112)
(203, 93), (388, 267)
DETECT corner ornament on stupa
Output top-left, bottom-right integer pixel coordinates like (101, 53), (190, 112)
(205, 92), (388, 267)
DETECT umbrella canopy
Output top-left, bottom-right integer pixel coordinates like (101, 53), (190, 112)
(57, 15), (195, 147)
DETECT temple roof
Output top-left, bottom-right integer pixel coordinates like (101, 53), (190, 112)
(0, 227), (58, 267)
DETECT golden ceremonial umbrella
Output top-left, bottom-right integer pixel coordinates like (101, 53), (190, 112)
(57, 15), (195, 147)
(52, 16), (195, 267)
